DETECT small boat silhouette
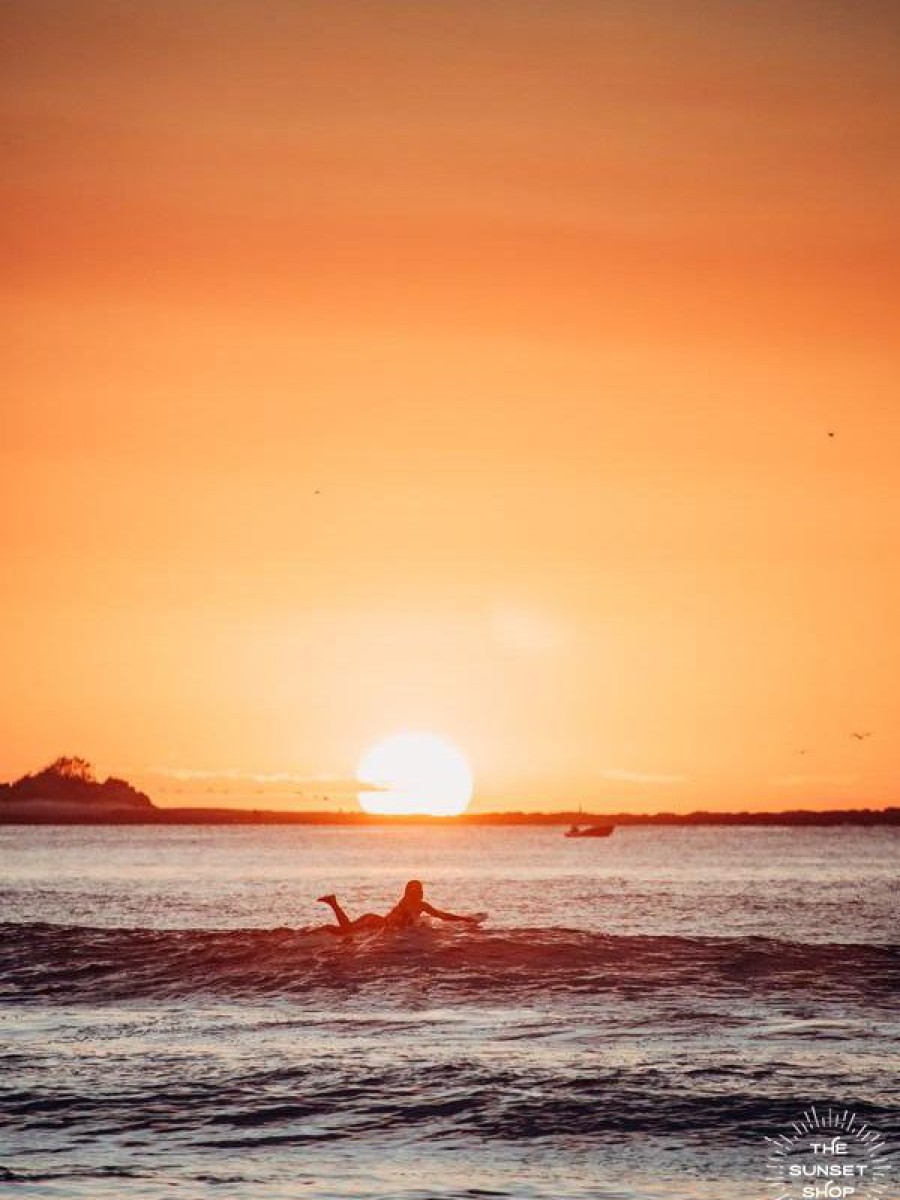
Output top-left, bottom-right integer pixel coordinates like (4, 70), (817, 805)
(565, 823), (614, 838)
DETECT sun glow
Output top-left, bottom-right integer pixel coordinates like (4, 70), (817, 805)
(356, 732), (474, 817)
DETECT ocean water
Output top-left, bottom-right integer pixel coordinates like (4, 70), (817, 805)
(1, 825), (897, 1199)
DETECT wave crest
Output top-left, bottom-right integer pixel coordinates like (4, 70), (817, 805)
(2, 922), (897, 1004)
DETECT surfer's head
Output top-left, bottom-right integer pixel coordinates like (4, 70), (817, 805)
(403, 879), (424, 902)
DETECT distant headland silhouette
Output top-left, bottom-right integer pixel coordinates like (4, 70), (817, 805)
(0, 756), (154, 819)
(1, 757), (897, 827)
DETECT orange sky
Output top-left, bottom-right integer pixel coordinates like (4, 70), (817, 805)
(3, 1), (900, 811)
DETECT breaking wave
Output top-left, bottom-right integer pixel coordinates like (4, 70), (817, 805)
(2, 921), (897, 1005)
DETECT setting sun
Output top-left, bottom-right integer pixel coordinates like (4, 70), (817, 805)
(356, 733), (474, 817)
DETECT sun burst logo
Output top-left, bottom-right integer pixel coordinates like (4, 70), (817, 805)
(764, 1108), (893, 1200)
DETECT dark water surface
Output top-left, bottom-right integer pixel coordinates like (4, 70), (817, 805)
(1, 826), (897, 1198)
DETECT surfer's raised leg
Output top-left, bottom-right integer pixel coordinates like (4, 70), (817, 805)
(317, 894), (386, 937)
(317, 893), (352, 932)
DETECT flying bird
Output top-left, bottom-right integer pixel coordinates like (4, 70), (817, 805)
(851, 732), (871, 740)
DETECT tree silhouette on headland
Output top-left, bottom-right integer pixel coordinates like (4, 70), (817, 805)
(45, 756), (95, 782)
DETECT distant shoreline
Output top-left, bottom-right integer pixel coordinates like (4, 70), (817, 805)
(2, 806), (898, 827)
(5, 760), (898, 827)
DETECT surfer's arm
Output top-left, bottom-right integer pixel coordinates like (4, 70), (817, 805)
(421, 902), (479, 925)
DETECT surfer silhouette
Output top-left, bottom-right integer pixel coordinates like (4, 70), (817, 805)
(317, 879), (481, 937)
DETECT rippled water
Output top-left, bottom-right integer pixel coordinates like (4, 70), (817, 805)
(1, 825), (897, 1198)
